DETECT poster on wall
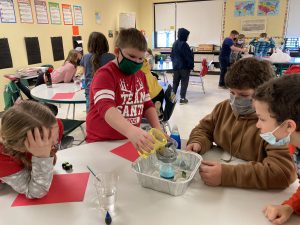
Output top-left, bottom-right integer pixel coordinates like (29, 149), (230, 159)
(119, 12), (136, 29)
(234, 0), (255, 16)
(0, 0), (16, 23)
(241, 19), (266, 34)
(17, 0), (33, 23)
(62, 4), (72, 25)
(257, 0), (280, 16)
(73, 5), (83, 25)
(34, 0), (48, 24)
(49, 2), (61, 24)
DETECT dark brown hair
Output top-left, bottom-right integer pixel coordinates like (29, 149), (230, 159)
(1, 101), (56, 168)
(230, 30), (239, 36)
(253, 74), (300, 131)
(225, 58), (275, 89)
(115, 28), (147, 51)
(260, 33), (267, 38)
(87, 32), (109, 75)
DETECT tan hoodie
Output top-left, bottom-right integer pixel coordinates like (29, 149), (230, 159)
(188, 100), (296, 189)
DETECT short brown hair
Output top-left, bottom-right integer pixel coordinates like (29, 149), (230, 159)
(253, 74), (300, 131)
(260, 33), (267, 38)
(225, 58), (275, 89)
(230, 30), (239, 36)
(115, 28), (147, 51)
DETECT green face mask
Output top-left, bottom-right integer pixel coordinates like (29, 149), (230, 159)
(117, 50), (143, 75)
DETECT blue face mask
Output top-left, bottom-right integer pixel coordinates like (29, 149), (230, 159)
(260, 123), (291, 146)
(258, 38), (265, 42)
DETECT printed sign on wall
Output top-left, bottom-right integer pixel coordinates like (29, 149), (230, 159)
(17, 0), (33, 23)
(73, 5), (83, 25)
(34, 0), (48, 24)
(0, 0), (16, 23)
(62, 4), (72, 25)
(49, 2), (61, 24)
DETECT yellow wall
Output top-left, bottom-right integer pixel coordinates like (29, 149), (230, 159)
(139, 0), (288, 46)
(224, 0), (288, 40)
(0, 0), (140, 110)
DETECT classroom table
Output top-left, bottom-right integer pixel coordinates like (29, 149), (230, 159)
(266, 57), (300, 76)
(30, 83), (86, 119)
(151, 62), (173, 85)
(1, 141), (299, 225)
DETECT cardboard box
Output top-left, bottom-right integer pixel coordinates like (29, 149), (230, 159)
(197, 44), (214, 52)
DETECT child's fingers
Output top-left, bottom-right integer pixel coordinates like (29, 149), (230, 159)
(42, 126), (49, 142)
(26, 130), (35, 145)
(33, 127), (42, 144)
(201, 160), (216, 166)
(272, 216), (286, 225)
(24, 138), (29, 150)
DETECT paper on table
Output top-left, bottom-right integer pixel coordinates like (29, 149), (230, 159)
(52, 92), (75, 100)
(110, 141), (139, 162)
(11, 172), (90, 207)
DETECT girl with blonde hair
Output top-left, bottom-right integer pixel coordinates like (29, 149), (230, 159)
(0, 101), (63, 198)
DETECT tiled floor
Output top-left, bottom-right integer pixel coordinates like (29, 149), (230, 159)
(57, 74), (229, 142)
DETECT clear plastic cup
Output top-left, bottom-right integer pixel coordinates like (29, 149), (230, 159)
(93, 172), (119, 213)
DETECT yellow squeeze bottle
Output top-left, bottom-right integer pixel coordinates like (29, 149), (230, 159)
(138, 128), (167, 158)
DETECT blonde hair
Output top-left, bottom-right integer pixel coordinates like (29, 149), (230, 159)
(64, 49), (79, 67)
(1, 101), (56, 168)
(115, 28), (147, 51)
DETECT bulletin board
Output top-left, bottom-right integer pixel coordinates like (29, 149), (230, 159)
(51, 36), (64, 61)
(25, 37), (41, 64)
(0, 38), (13, 69)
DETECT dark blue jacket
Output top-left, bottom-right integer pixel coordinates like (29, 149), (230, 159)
(171, 28), (194, 71)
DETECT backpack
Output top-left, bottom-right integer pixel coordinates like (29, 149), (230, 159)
(3, 82), (22, 110)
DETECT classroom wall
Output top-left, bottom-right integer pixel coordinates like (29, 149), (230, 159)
(224, 0), (288, 41)
(139, 0), (288, 47)
(0, 0), (140, 111)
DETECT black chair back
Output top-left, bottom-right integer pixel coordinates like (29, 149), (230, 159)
(162, 84), (176, 122)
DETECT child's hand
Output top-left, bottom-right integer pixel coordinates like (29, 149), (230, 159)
(127, 126), (155, 153)
(24, 127), (54, 158)
(186, 143), (201, 153)
(263, 205), (294, 225)
(199, 161), (222, 186)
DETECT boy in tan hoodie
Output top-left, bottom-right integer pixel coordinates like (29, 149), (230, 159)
(187, 58), (296, 189)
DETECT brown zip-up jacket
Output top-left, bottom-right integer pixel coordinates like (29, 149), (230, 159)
(188, 100), (296, 189)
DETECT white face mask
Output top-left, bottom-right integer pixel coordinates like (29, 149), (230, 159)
(237, 40), (244, 44)
(260, 122), (291, 146)
(258, 38), (265, 42)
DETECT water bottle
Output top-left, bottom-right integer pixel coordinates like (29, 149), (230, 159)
(170, 125), (181, 149)
(45, 67), (53, 88)
(159, 56), (163, 67)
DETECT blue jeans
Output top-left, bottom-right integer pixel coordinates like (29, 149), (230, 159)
(85, 92), (90, 113)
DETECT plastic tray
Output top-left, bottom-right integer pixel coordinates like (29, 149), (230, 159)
(132, 150), (202, 196)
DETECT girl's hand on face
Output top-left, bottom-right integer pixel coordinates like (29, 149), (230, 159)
(24, 127), (55, 158)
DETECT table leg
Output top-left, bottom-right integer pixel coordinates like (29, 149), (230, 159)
(66, 104), (71, 119)
(73, 104), (75, 119)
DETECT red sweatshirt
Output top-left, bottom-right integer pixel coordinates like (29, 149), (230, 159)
(86, 62), (154, 142)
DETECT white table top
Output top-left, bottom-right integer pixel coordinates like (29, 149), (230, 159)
(152, 62), (173, 72)
(1, 141), (299, 225)
(30, 83), (86, 104)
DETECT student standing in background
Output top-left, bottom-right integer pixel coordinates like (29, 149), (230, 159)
(219, 30), (247, 88)
(171, 28), (194, 104)
(80, 32), (115, 112)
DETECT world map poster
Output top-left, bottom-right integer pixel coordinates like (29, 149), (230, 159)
(257, 0), (280, 16)
(234, 0), (255, 17)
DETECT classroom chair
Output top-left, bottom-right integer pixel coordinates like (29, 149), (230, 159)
(60, 119), (86, 149)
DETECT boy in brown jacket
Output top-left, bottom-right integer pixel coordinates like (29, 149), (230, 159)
(187, 58), (296, 189)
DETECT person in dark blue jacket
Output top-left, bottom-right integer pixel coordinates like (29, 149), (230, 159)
(171, 28), (194, 104)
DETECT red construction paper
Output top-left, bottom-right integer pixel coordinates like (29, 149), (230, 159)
(72, 26), (79, 35)
(11, 172), (90, 207)
(52, 92), (75, 100)
(111, 141), (139, 162)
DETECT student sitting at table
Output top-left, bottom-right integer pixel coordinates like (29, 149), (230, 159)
(186, 58), (296, 189)
(141, 58), (164, 117)
(253, 74), (300, 224)
(249, 33), (275, 57)
(0, 101), (63, 198)
(80, 32), (115, 112)
(86, 28), (162, 153)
